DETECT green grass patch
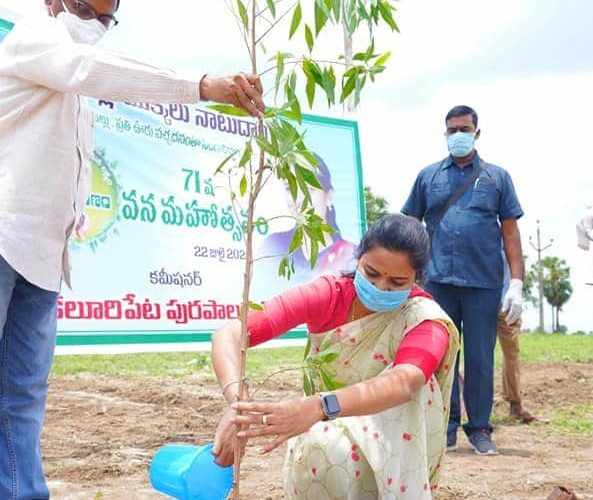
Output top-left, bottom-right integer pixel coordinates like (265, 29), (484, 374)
(51, 346), (305, 379)
(51, 333), (593, 380)
(493, 333), (593, 367)
(551, 404), (593, 436)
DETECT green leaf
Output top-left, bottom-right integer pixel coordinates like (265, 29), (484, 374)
(321, 66), (336, 105)
(289, 70), (297, 92)
(303, 371), (313, 396)
(248, 301), (264, 311)
(278, 109), (301, 122)
(295, 165), (312, 204)
(266, 0), (276, 18)
(305, 24), (314, 52)
(319, 366), (345, 391)
(302, 59), (323, 84)
(290, 97), (302, 124)
(288, 226), (304, 253)
(269, 125), (281, 155)
(240, 174), (248, 196)
(298, 149), (318, 167)
(289, 3), (302, 39)
(357, 0), (369, 20)
(310, 237), (319, 267)
(256, 136), (277, 157)
(284, 171), (297, 201)
(213, 150), (238, 175)
(305, 74), (316, 109)
(297, 166), (322, 189)
(374, 51), (391, 67)
(239, 141), (252, 167)
(274, 52), (285, 101)
(236, 0), (249, 30)
(365, 39), (376, 61)
(303, 339), (312, 360)
(319, 352), (339, 363)
(343, 65), (361, 78)
(344, 0), (358, 35)
(207, 104), (250, 117)
(378, 0), (399, 32)
(314, 1), (329, 35)
(354, 73), (367, 106)
(331, 0), (341, 21)
(340, 72), (357, 103)
(279, 256), (289, 277)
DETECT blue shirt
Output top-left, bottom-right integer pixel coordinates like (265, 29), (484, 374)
(402, 153), (523, 289)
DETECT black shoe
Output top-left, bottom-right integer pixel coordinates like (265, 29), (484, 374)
(446, 430), (457, 452)
(468, 430), (498, 456)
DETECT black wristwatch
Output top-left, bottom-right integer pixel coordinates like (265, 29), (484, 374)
(319, 392), (341, 420)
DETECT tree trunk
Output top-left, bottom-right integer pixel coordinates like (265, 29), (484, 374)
(342, 17), (354, 112)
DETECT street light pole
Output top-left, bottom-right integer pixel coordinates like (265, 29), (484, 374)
(529, 219), (554, 332)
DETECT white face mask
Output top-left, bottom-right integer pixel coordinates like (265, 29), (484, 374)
(52, 1), (107, 45)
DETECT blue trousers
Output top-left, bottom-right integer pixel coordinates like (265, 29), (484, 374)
(425, 281), (501, 436)
(0, 255), (58, 499)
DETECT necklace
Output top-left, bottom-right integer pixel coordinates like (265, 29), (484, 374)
(350, 297), (359, 322)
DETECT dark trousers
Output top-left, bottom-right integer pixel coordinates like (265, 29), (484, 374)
(425, 281), (501, 436)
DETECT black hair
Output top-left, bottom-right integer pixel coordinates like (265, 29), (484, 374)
(446, 105), (478, 128)
(115, 0), (120, 10)
(356, 213), (430, 281)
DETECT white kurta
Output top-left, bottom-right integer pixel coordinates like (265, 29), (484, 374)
(576, 206), (593, 284)
(0, 14), (201, 291)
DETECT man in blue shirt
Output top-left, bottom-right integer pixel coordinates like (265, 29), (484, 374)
(402, 105), (525, 455)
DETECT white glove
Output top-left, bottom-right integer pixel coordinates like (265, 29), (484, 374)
(501, 279), (523, 325)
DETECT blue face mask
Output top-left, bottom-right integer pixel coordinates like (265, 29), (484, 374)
(447, 132), (475, 157)
(353, 270), (411, 312)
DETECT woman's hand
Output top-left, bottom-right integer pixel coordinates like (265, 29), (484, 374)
(212, 407), (247, 466)
(231, 396), (324, 454)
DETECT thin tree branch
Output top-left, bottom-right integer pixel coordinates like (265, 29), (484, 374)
(255, 0), (291, 18)
(224, 0), (254, 62)
(233, 2), (263, 497)
(259, 58), (348, 77)
(250, 252), (288, 264)
(249, 366), (304, 398)
(255, 2), (298, 45)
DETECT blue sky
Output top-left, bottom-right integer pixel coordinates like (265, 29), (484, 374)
(3, 0), (593, 332)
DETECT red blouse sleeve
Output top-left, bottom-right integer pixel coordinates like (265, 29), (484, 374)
(247, 275), (351, 347)
(393, 320), (449, 381)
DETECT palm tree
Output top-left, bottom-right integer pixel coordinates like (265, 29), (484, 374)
(540, 257), (573, 332)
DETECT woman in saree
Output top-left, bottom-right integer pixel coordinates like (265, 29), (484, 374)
(211, 214), (460, 499)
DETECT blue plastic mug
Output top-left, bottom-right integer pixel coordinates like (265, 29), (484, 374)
(150, 443), (233, 500)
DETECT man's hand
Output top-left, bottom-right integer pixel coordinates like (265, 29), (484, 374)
(501, 278), (523, 325)
(200, 73), (264, 117)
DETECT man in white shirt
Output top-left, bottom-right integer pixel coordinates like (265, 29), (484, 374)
(0, 1), (264, 498)
(577, 205), (593, 285)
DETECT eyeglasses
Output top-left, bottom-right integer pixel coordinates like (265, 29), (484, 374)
(64, 0), (119, 29)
